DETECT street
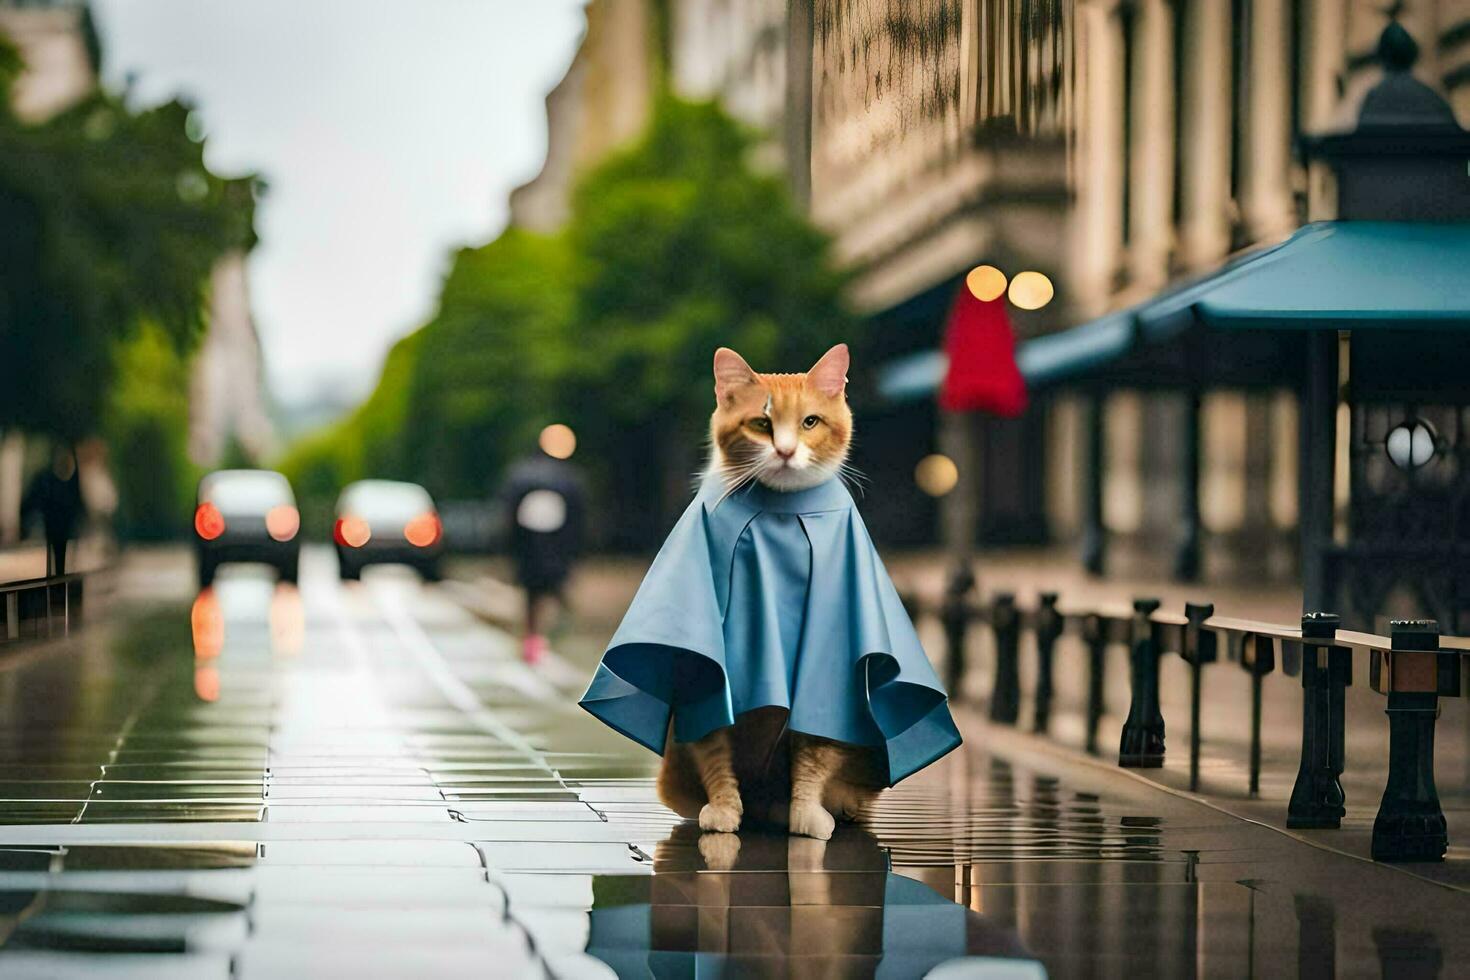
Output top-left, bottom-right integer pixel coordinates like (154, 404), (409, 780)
(0, 551), (1459, 978)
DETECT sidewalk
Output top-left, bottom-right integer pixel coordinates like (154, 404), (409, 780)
(446, 546), (1470, 893)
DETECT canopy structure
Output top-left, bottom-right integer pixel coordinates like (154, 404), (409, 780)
(878, 221), (1470, 402)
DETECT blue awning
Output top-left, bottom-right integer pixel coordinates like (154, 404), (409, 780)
(1194, 222), (1470, 330)
(877, 221), (1470, 403)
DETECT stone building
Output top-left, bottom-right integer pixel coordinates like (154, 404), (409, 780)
(1042, 0), (1470, 580)
(512, 0), (1470, 575)
(509, 0), (656, 233)
(187, 251), (275, 466)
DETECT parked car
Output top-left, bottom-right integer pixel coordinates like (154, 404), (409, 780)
(194, 470), (300, 588)
(333, 479), (443, 582)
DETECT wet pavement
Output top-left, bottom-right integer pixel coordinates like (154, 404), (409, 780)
(0, 549), (1465, 977)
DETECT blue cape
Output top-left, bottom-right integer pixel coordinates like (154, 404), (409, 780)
(579, 475), (960, 785)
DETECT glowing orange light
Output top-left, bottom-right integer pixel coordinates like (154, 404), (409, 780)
(539, 423), (577, 460)
(966, 265), (1008, 302)
(194, 502), (226, 541)
(334, 515), (371, 548)
(194, 664), (220, 703)
(915, 454), (960, 497)
(404, 512), (442, 548)
(191, 588), (224, 659)
(265, 505), (300, 542)
(1007, 270), (1054, 310)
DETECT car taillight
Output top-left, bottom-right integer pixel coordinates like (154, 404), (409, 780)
(404, 512), (442, 548)
(266, 505), (300, 542)
(195, 502), (226, 540)
(334, 515), (371, 548)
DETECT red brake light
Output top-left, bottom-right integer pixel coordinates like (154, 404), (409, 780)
(195, 502), (225, 541)
(266, 505), (300, 542)
(404, 511), (442, 548)
(334, 515), (371, 548)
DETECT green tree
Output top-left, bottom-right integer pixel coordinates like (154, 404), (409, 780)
(0, 80), (254, 438)
(402, 229), (573, 499)
(562, 97), (852, 545)
(105, 322), (194, 540)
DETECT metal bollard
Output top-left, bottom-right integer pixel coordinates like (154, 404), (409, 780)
(1287, 612), (1351, 829)
(1370, 619), (1459, 862)
(1119, 598), (1164, 767)
(1182, 602), (1216, 792)
(1082, 613), (1108, 755)
(1240, 633), (1276, 797)
(1033, 592), (1062, 733)
(988, 594), (1020, 725)
(941, 564), (976, 698)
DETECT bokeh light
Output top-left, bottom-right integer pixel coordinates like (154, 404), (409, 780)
(335, 515), (371, 548)
(404, 512), (443, 548)
(1007, 271), (1054, 310)
(965, 265), (1008, 302)
(191, 589), (224, 660)
(540, 423), (577, 459)
(265, 505), (300, 542)
(915, 454), (960, 497)
(1386, 418), (1437, 471)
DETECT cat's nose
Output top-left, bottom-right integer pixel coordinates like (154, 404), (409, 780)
(775, 447), (795, 460)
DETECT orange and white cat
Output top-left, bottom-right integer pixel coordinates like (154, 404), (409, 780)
(655, 344), (885, 840)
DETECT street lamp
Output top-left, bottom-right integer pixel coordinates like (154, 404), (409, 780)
(1385, 417), (1437, 471)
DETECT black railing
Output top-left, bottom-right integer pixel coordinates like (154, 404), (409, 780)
(905, 587), (1468, 863)
(0, 573), (84, 644)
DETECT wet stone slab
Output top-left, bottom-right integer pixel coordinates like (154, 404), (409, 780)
(1, 570), (1467, 977)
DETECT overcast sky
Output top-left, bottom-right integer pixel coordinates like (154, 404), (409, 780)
(91, 0), (587, 411)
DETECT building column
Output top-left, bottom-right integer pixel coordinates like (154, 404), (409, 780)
(940, 411), (981, 571)
(1128, 0), (1176, 289)
(1302, 0), (1347, 220)
(0, 432), (24, 545)
(1178, 0), (1233, 267)
(1071, 0), (1126, 313)
(784, 0), (814, 210)
(1243, 0), (1297, 241)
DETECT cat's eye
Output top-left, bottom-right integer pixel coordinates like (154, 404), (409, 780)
(747, 417), (772, 434)
(802, 415), (823, 430)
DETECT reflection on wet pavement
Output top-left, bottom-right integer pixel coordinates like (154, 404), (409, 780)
(0, 554), (1462, 977)
(579, 825), (1039, 976)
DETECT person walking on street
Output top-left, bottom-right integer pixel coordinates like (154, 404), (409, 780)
(21, 445), (84, 577)
(500, 425), (585, 664)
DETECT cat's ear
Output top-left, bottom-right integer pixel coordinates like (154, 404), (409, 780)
(807, 343), (849, 398)
(713, 347), (758, 403)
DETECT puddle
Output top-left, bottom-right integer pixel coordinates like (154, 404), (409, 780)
(575, 826), (1041, 977)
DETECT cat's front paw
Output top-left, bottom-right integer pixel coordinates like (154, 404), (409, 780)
(699, 801), (742, 833)
(698, 831), (742, 871)
(788, 800), (835, 840)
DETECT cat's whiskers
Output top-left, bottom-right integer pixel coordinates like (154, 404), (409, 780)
(713, 453), (765, 507)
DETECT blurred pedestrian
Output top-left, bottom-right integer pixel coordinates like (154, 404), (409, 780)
(20, 445), (84, 577)
(500, 424), (585, 664)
